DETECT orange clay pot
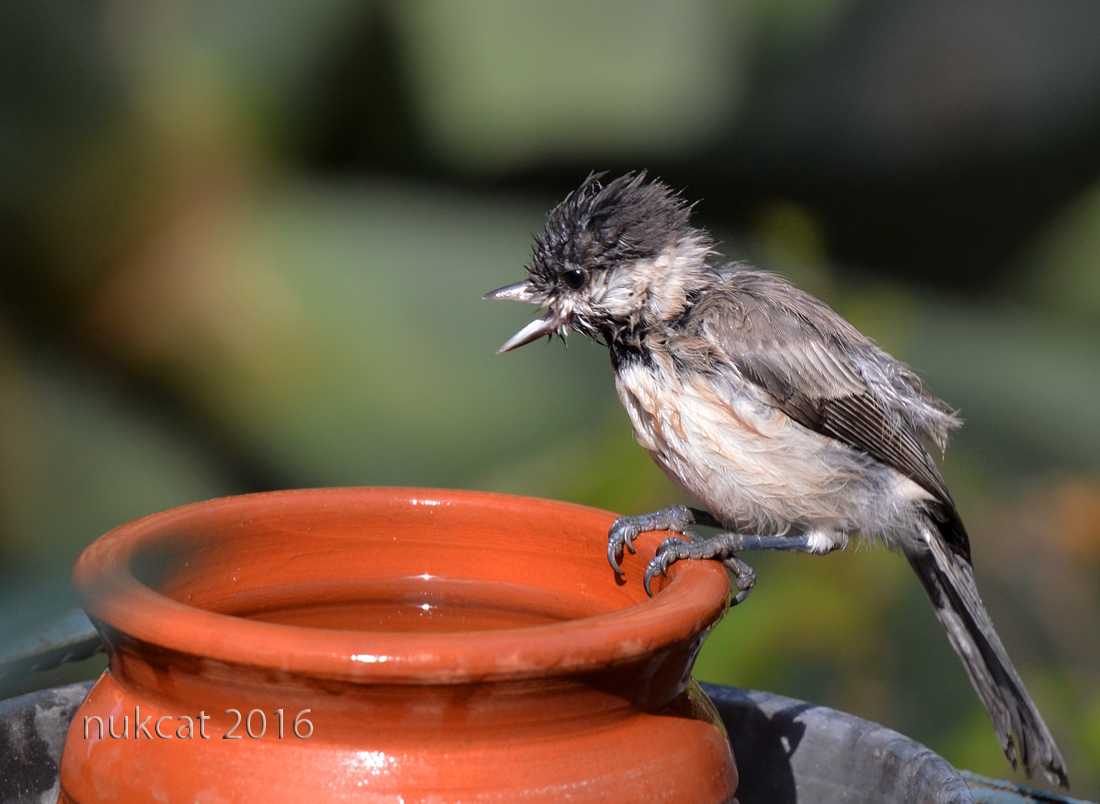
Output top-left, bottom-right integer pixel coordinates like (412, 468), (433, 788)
(60, 488), (736, 803)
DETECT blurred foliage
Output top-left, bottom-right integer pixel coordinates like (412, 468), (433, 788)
(2, 0), (1099, 796)
(389, 0), (745, 171)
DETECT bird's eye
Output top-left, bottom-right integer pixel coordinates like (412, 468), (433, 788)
(563, 268), (587, 289)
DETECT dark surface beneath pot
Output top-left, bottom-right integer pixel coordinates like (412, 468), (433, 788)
(0, 682), (88, 804)
(0, 680), (1088, 804)
(702, 682), (972, 804)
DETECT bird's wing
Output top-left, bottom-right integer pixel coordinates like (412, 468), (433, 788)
(694, 273), (964, 549)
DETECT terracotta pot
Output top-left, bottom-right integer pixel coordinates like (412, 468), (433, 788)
(60, 488), (736, 803)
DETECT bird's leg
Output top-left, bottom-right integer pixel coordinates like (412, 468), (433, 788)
(643, 531), (846, 598)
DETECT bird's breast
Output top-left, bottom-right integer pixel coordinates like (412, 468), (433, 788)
(614, 358), (784, 475)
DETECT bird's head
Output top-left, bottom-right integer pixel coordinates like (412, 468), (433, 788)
(485, 172), (714, 352)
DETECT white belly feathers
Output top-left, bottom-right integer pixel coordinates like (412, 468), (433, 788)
(614, 358), (932, 547)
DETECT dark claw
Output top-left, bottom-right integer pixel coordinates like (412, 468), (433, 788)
(725, 557), (757, 605)
(642, 536), (691, 596)
(607, 505), (699, 576)
(642, 559), (666, 597)
(642, 537), (758, 603)
(607, 516), (642, 575)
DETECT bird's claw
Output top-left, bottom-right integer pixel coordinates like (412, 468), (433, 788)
(607, 517), (641, 575)
(642, 536), (692, 596)
(641, 536), (757, 604)
(607, 505), (698, 575)
(725, 557), (757, 605)
(610, 506), (754, 600)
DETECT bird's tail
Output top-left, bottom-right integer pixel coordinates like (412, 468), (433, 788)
(906, 527), (1068, 788)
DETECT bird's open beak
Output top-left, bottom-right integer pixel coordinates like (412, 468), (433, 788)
(484, 280), (536, 303)
(484, 280), (559, 353)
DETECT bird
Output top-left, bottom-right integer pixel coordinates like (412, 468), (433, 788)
(485, 171), (1069, 788)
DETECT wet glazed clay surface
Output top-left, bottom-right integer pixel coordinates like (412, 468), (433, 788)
(60, 488), (736, 803)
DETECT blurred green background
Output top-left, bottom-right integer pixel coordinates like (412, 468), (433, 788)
(2, 0), (1099, 794)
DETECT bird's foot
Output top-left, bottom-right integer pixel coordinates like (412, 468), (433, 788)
(607, 504), (699, 575)
(642, 534), (757, 602)
(725, 557), (757, 605)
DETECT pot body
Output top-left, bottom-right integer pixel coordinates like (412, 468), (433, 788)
(60, 488), (736, 803)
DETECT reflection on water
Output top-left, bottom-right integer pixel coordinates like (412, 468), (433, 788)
(231, 577), (600, 633)
(244, 597), (569, 632)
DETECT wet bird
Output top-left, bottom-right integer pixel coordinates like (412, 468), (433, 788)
(486, 171), (1068, 787)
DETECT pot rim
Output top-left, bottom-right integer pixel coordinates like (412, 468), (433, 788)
(73, 487), (730, 684)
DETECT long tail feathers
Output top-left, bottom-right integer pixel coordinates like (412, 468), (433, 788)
(906, 528), (1069, 788)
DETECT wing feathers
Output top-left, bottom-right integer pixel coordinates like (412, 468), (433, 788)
(693, 269), (965, 551)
